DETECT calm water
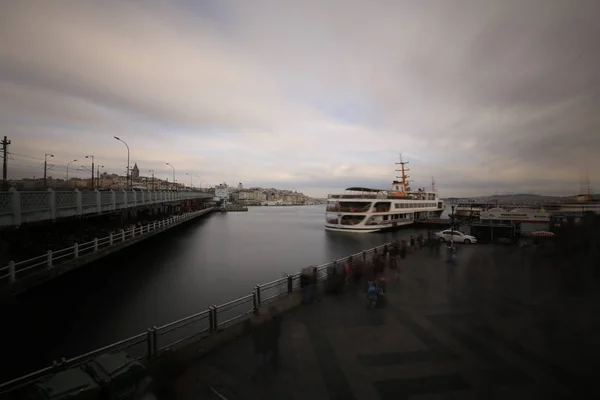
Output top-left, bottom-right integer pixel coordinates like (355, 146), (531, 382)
(3, 205), (445, 380)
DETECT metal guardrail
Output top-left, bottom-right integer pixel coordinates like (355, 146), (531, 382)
(0, 242), (390, 394)
(0, 188), (214, 227)
(0, 209), (213, 286)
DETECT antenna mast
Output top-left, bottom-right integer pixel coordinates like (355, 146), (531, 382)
(394, 153), (410, 191)
(431, 176), (436, 192)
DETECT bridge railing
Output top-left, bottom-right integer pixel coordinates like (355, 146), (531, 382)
(0, 242), (391, 395)
(0, 209), (212, 286)
(0, 188), (214, 227)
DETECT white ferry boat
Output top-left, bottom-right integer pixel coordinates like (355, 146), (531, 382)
(455, 201), (495, 219)
(479, 207), (551, 234)
(325, 158), (444, 233)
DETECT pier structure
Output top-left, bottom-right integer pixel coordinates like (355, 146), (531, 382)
(1, 233), (597, 399)
(0, 207), (215, 296)
(0, 188), (214, 227)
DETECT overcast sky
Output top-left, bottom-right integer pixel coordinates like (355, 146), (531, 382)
(1, 0), (598, 197)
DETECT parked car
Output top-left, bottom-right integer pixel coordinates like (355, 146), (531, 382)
(435, 229), (477, 244)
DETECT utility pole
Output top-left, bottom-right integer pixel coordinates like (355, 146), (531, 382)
(97, 165), (104, 189)
(44, 153), (54, 189)
(1, 136), (10, 191)
(149, 170), (155, 190)
(86, 155), (94, 190)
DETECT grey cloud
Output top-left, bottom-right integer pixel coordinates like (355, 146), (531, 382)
(1, 0), (599, 196)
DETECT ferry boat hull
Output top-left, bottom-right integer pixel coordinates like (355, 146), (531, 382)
(325, 218), (416, 233)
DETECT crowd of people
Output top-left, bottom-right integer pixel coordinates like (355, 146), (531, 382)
(245, 232), (453, 380)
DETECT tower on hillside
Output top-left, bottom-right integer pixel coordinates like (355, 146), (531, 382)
(131, 163), (140, 180)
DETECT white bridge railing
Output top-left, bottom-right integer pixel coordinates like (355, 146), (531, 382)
(0, 188), (213, 227)
(0, 209), (212, 286)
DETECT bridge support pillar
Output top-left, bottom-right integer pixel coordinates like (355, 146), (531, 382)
(109, 233), (113, 246)
(73, 243), (79, 259)
(93, 238), (98, 252)
(46, 250), (53, 268)
(121, 229), (125, 242)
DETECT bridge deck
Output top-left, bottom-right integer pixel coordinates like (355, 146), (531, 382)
(175, 245), (598, 399)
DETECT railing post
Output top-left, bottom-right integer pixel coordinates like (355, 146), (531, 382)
(153, 221), (156, 230)
(362, 251), (367, 263)
(73, 243), (79, 258)
(146, 328), (153, 358)
(212, 305), (218, 330)
(131, 227), (135, 238)
(209, 306), (216, 331)
(94, 238), (98, 252)
(109, 233), (113, 245)
(252, 290), (258, 315)
(9, 188), (22, 226)
(287, 274), (293, 293)
(95, 189), (101, 213)
(121, 229), (125, 242)
(8, 261), (15, 283)
(312, 266), (318, 282)
(74, 189), (82, 216)
(110, 189), (116, 211)
(47, 189), (56, 220)
(47, 250), (53, 268)
(152, 326), (158, 356)
(256, 285), (262, 307)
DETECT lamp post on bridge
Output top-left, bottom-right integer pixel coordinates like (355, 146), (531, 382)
(148, 170), (155, 190)
(185, 173), (193, 189)
(66, 159), (77, 181)
(96, 165), (104, 189)
(166, 163), (175, 191)
(85, 155), (94, 190)
(114, 136), (130, 190)
(43, 153), (54, 189)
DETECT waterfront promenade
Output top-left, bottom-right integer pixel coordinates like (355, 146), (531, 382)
(176, 244), (599, 399)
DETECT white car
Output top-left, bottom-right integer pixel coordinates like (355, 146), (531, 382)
(435, 229), (477, 244)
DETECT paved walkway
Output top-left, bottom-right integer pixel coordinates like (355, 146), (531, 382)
(174, 244), (600, 399)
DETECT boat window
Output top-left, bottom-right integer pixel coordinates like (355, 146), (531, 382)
(326, 201), (371, 212)
(326, 213), (339, 224)
(340, 215), (366, 225)
(326, 202), (338, 212)
(373, 202), (391, 212)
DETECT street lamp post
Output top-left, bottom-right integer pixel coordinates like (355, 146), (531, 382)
(165, 163), (175, 191)
(148, 170), (155, 190)
(186, 173), (193, 188)
(114, 136), (130, 190)
(43, 153), (54, 189)
(96, 165), (104, 189)
(85, 155), (94, 190)
(66, 159), (77, 181)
